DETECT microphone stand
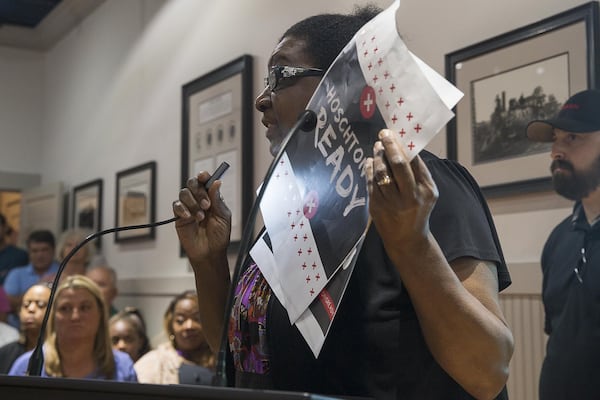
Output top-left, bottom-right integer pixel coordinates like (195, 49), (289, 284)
(26, 216), (178, 376)
(212, 109), (317, 387)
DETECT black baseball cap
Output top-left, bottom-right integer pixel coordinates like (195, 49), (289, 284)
(526, 89), (600, 142)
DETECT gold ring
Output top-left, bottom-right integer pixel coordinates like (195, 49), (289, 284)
(376, 175), (392, 186)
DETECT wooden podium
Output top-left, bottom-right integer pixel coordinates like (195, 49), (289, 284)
(0, 375), (342, 400)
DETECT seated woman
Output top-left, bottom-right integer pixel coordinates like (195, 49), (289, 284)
(8, 275), (136, 381)
(109, 307), (151, 363)
(0, 283), (51, 373)
(134, 290), (214, 385)
(55, 228), (96, 279)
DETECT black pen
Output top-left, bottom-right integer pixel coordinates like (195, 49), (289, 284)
(204, 161), (230, 189)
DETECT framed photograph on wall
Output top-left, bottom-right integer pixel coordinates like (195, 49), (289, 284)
(72, 179), (103, 246)
(181, 55), (253, 252)
(445, 2), (599, 197)
(115, 161), (156, 243)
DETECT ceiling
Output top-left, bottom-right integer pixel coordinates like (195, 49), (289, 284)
(0, 0), (105, 51)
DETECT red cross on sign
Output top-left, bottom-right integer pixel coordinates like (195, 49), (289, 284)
(359, 85), (376, 119)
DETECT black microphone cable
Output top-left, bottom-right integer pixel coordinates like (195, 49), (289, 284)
(26, 216), (179, 376)
(26, 161), (231, 376)
(212, 109), (317, 387)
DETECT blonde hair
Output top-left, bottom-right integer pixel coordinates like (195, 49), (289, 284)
(56, 228), (96, 264)
(44, 275), (115, 378)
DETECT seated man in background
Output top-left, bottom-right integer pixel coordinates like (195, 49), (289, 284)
(4, 230), (58, 328)
(86, 264), (118, 316)
(0, 213), (28, 286)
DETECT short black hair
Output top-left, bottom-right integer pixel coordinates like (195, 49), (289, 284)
(27, 229), (56, 248)
(281, 4), (382, 70)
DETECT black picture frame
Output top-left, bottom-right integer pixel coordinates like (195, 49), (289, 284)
(114, 161), (157, 243)
(181, 55), (253, 254)
(72, 179), (103, 247)
(445, 2), (600, 197)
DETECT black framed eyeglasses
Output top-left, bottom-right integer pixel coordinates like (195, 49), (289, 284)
(264, 65), (324, 92)
(574, 246), (587, 283)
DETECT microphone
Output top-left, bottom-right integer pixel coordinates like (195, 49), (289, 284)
(27, 161), (231, 376)
(213, 109), (317, 387)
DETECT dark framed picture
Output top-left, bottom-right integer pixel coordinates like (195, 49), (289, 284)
(115, 161), (156, 243)
(72, 179), (103, 246)
(445, 2), (599, 197)
(181, 55), (253, 252)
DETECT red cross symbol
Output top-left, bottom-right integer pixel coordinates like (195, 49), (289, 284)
(303, 191), (319, 218)
(310, 288), (315, 296)
(414, 124), (422, 133)
(306, 276), (311, 283)
(307, 247), (312, 255)
(296, 209), (301, 215)
(280, 160), (285, 165)
(406, 112), (414, 121)
(399, 128), (406, 137)
(315, 274), (321, 281)
(391, 114), (398, 124)
(374, 46), (378, 53)
(302, 262), (307, 270)
(384, 71), (389, 79)
(385, 101), (390, 109)
(371, 35), (376, 41)
(377, 58), (383, 66)
(359, 86), (376, 119)
(303, 234), (308, 241)
(408, 141), (415, 151)
(293, 234), (298, 241)
(363, 50), (368, 57)
(368, 62), (373, 70)
(299, 221), (304, 228)
(397, 97), (404, 106)
(297, 248), (303, 256)
(312, 262), (317, 269)
(275, 173), (280, 179)
(287, 211), (291, 217)
(378, 87), (384, 95)
(389, 83), (396, 92)
(290, 222), (295, 229)
(363, 92), (374, 111)
(372, 75), (379, 84)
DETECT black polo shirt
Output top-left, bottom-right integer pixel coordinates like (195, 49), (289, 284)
(540, 202), (600, 399)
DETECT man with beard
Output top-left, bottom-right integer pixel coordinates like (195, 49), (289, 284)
(527, 89), (600, 400)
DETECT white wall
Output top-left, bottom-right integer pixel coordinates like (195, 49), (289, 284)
(0, 46), (43, 176)
(0, 0), (592, 347)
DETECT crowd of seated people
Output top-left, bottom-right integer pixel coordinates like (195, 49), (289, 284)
(7, 275), (137, 381)
(0, 275), (215, 386)
(0, 220), (217, 385)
